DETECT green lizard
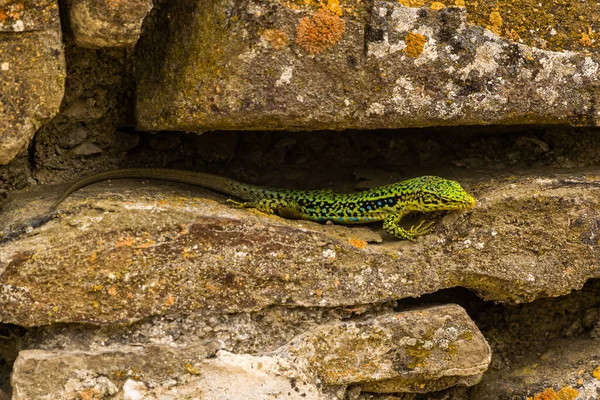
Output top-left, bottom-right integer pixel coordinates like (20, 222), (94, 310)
(53, 169), (476, 240)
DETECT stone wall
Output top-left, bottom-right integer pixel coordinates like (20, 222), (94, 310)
(2, 0), (600, 399)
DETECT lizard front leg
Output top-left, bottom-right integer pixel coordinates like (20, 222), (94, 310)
(383, 213), (435, 240)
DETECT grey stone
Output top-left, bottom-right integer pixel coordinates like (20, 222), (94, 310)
(70, 141), (103, 156)
(135, 0), (600, 132)
(69, 0), (153, 48)
(0, 0), (65, 165)
(278, 304), (491, 393)
(56, 127), (88, 149)
(471, 338), (600, 399)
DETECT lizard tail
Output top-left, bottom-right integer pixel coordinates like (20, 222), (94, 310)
(52, 168), (258, 209)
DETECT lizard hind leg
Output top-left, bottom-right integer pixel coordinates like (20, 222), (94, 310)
(226, 197), (300, 217)
(383, 213), (435, 240)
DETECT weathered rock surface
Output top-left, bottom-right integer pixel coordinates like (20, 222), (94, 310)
(69, 0), (153, 48)
(472, 338), (600, 399)
(0, 0), (65, 165)
(279, 304), (491, 393)
(9, 305), (489, 398)
(136, 0), (600, 132)
(1, 170), (600, 327)
(11, 344), (322, 399)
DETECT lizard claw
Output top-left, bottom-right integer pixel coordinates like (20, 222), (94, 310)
(408, 220), (436, 238)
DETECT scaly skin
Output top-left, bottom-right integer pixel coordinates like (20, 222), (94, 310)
(54, 168), (476, 240)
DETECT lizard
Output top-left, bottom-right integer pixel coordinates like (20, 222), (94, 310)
(52, 168), (476, 240)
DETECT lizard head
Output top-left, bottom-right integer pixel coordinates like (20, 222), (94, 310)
(417, 176), (476, 211)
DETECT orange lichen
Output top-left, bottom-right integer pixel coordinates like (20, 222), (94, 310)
(164, 295), (175, 307)
(430, 2), (446, 10)
(296, 8), (346, 54)
(263, 29), (289, 50)
(593, 366), (600, 380)
(79, 389), (97, 400)
(107, 286), (117, 296)
(348, 238), (367, 248)
(403, 32), (427, 58)
(529, 387), (579, 400)
(116, 236), (136, 248)
(454, 0), (465, 6)
(138, 239), (156, 249)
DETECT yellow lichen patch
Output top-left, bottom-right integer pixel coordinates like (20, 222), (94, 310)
(296, 8), (346, 54)
(489, 10), (503, 34)
(580, 31), (592, 47)
(430, 2), (446, 10)
(327, 0), (342, 16)
(530, 387), (579, 400)
(348, 238), (367, 248)
(263, 29), (289, 50)
(405, 344), (431, 369)
(183, 362), (201, 375)
(403, 32), (427, 58)
(398, 0), (425, 6)
(463, 0), (600, 51)
(592, 366), (600, 379)
(455, 0), (465, 7)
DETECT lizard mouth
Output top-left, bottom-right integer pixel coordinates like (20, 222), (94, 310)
(464, 195), (476, 209)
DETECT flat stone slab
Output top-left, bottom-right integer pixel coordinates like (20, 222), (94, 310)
(0, 0), (65, 165)
(136, 0), (600, 131)
(10, 304), (489, 397)
(11, 345), (321, 400)
(1, 170), (600, 326)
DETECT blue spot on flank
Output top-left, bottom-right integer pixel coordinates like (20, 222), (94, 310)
(353, 217), (359, 221)
(364, 217), (368, 221)
(338, 217), (343, 221)
(308, 208), (315, 212)
(388, 199), (393, 203)
(360, 207), (365, 212)
(377, 201), (382, 206)
(318, 217), (325, 221)
(367, 206), (372, 210)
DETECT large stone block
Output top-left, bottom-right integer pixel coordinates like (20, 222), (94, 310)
(279, 304), (491, 393)
(69, 0), (153, 48)
(0, 0), (65, 165)
(136, 0), (600, 132)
